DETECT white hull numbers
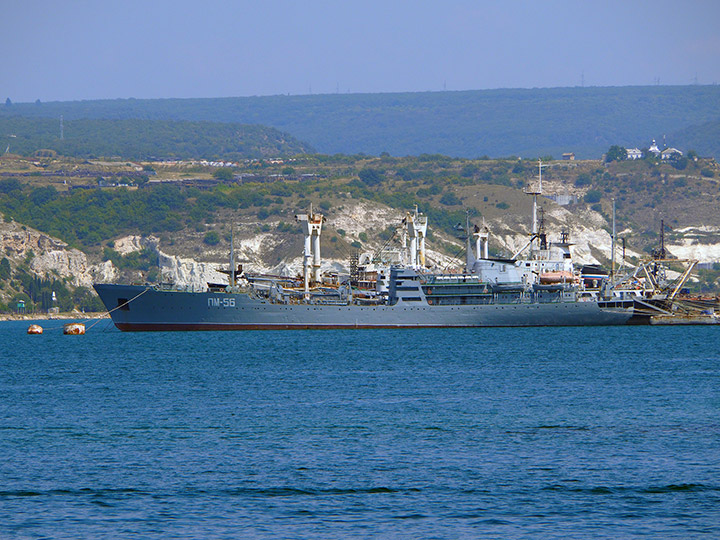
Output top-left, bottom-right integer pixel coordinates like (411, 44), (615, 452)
(208, 297), (236, 308)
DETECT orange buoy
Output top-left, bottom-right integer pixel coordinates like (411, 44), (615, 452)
(63, 323), (86, 335)
(27, 324), (44, 334)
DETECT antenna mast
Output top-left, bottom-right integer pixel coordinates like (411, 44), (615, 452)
(230, 222), (235, 286)
(611, 198), (616, 281)
(525, 159), (547, 249)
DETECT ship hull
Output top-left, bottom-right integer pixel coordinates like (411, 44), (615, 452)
(95, 284), (636, 331)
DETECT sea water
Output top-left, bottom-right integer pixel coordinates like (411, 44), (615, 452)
(0, 321), (718, 539)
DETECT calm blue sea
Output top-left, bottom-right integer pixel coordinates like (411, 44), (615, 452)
(0, 321), (719, 539)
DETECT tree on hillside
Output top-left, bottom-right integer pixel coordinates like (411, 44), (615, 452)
(0, 178), (23, 193)
(670, 155), (688, 170)
(0, 258), (10, 281)
(203, 231), (220, 245)
(605, 145), (627, 162)
(358, 168), (384, 186)
(212, 168), (234, 181)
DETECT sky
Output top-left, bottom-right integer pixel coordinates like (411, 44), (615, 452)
(2, 0), (720, 103)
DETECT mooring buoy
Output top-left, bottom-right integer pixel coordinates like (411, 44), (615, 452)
(63, 323), (86, 335)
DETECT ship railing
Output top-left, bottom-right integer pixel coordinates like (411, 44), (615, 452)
(152, 282), (207, 293)
(422, 275), (486, 285)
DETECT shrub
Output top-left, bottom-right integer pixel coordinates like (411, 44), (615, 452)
(212, 168), (234, 181)
(670, 156), (688, 170)
(358, 168), (383, 186)
(460, 164), (479, 178)
(0, 257), (10, 280)
(575, 173), (592, 187)
(440, 192), (461, 206)
(0, 178), (23, 193)
(203, 231), (220, 245)
(584, 190), (602, 203)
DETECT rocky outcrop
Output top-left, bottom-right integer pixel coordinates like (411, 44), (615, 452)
(157, 251), (227, 290)
(664, 226), (720, 261)
(0, 220), (117, 288)
(30, 249), (116, 288)
(113, 234), (159, 255)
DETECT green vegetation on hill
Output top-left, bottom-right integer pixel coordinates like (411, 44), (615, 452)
(0, 153), (532, 254)
(3, 86), (720, 158)
(1, 150), (720, 306)
(0, 116), (314, 160)
(2, 152), (717, 259)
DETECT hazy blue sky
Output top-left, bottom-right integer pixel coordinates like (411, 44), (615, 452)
(3, 0), (719, 102)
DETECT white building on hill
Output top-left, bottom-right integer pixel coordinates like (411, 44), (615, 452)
(661, 147), (683, 160)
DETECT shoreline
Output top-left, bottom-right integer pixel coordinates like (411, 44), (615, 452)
(0, 312), (110, 322)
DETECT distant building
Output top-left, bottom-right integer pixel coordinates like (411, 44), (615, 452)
(648, 139), (661, 156)
(561, 152), (575, 161)
(661, 148), (683, 160)
(622, 140), (682, 161)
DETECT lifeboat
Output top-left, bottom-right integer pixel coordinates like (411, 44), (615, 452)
(538, 271), (574, 284)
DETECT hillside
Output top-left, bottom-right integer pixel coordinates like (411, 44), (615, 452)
(3, 86), (720, 159)
(0, 116), (314, 160)
(2, 152), (719, 250)
(1, 151), (720, 314)
(671, 118), (720, 159)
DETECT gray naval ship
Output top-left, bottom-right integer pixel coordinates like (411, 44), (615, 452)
(95, 166), (648, 330)
(94, 264), (637, 331)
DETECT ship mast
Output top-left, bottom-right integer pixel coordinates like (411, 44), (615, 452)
(230, 222), (235, 286)
(525, 159), (547, 251)
(611, 198), (616, 282)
